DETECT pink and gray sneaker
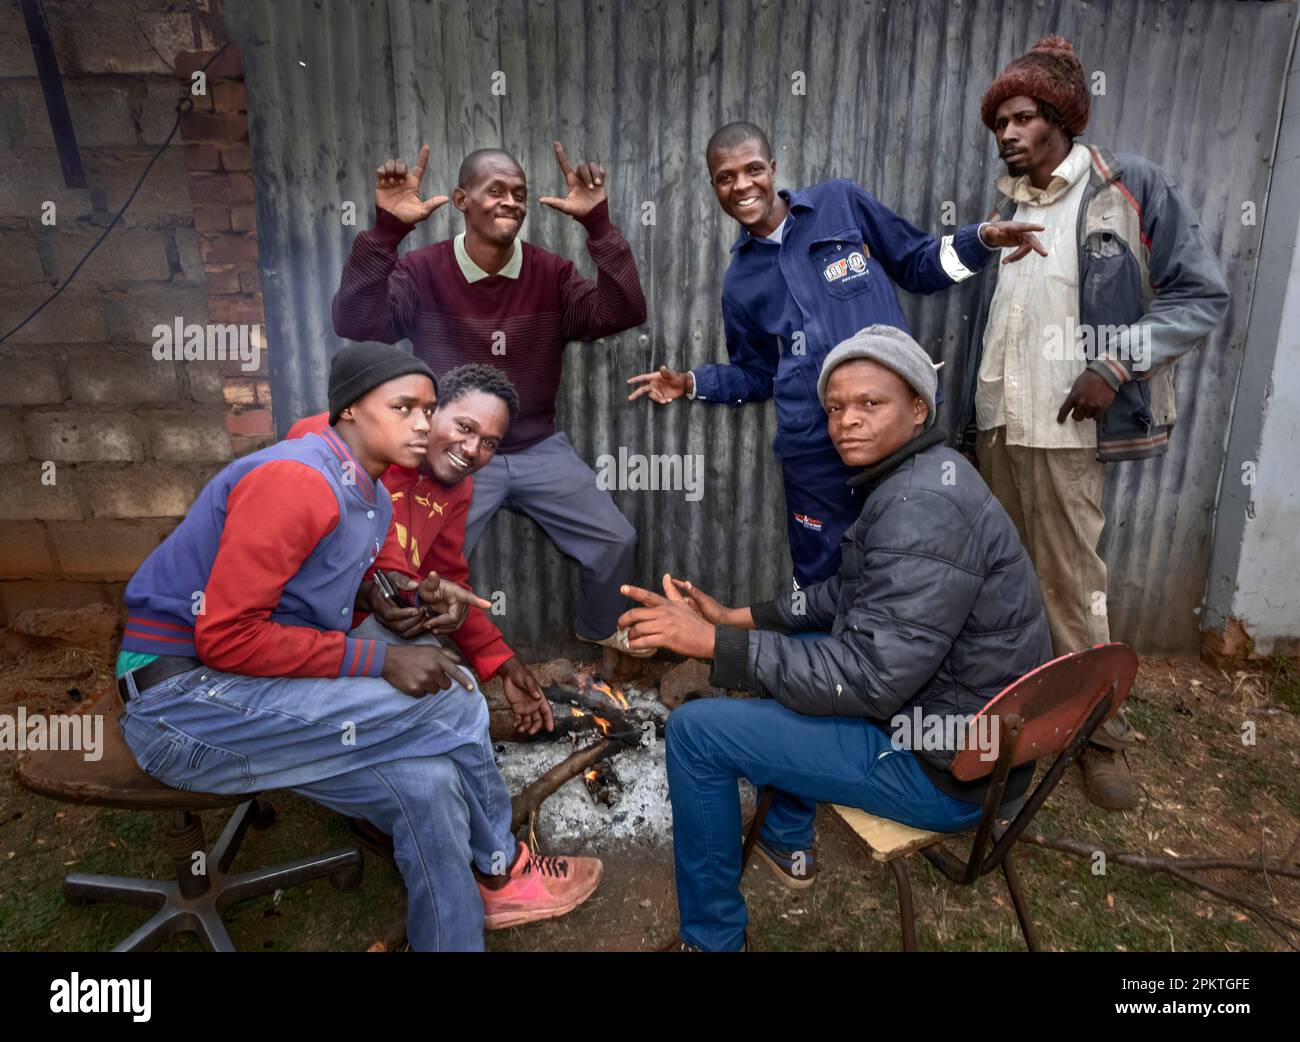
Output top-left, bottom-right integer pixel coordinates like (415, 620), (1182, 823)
(478, 841), (603, 929)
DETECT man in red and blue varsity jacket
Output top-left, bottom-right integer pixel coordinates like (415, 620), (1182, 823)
(332, 140), (652, 658)
(116, 344), (602, 950)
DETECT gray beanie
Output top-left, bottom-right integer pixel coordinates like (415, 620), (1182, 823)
(816, 324), (941, 429)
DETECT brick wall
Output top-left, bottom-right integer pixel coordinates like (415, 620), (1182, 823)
(0, 1), (267, 643)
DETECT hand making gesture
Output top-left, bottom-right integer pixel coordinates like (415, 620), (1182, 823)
(375, 143), (450, 226)
(618, 576), (718, 658)
(538, 140), (606, 219)
(980, 220), (1049, 263)
(627, 365), (692, 404)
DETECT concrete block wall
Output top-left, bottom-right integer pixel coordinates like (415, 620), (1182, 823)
(0, 1), (269, 641)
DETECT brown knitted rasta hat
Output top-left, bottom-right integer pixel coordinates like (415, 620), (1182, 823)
(980, 35), (1090, 137)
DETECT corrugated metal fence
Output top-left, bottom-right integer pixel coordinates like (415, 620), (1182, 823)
(225, 0), (1296, 656)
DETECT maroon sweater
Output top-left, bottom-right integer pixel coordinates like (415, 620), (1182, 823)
(332, 202), (646, 453)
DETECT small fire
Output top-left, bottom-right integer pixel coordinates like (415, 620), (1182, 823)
(589, 679), (631, 710)
(584, 769), (598, 782)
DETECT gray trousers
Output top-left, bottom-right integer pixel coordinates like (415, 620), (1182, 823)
(464, 432), (636, 641)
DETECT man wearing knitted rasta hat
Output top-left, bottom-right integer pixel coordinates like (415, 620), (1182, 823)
(960, 36), (1229, 809)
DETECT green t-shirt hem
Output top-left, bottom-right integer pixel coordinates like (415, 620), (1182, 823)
(115, 650), (160, 678)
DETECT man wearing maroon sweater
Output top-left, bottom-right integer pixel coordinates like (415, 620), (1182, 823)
(332, 141), (650, 656)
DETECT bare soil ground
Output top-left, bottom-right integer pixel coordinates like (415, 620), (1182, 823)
(2, 644), (1296, 951)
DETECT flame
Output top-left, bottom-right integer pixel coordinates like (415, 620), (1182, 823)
(584, 769), (599, 782)
(590, 679), (631, 710)
(593, 716), (611, 734)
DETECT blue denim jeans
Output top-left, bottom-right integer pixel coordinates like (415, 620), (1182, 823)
(118, 616), (515, 951)
(665, 696), (986, 951)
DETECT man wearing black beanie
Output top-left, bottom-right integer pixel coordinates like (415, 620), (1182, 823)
(116, 342), (604, 949)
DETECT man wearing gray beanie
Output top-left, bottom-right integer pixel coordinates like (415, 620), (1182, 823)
(617, 325), (1053, 951)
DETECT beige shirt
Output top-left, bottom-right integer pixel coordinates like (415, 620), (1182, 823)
(453, 232), (522, 282)
(976, 142), (1095, 449)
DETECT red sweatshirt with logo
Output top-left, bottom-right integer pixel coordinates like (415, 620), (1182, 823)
(287, 413), (514, 679)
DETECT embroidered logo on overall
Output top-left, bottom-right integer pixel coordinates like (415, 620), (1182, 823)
(794, 512), (823, 532)
(823, 250), (868, 284)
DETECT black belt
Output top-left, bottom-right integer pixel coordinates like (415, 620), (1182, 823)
(118, 656), (201, 702)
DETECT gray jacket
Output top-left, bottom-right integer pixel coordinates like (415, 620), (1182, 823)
(959, 145), (1230, 461)
(710, 428), (1053, 800)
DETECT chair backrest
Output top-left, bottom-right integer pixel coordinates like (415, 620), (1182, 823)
(950, 643), (1138, 782)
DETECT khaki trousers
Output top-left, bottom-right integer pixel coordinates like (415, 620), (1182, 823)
(976, 427), (1132, 749)
(976, 426), (1109, 650)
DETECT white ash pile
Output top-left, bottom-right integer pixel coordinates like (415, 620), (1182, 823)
(487, 658), (738, 850)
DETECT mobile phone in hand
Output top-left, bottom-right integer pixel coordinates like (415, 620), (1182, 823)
(373, 570), (405, 607)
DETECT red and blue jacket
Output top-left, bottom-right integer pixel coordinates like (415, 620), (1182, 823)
(121, 426), (413, 679)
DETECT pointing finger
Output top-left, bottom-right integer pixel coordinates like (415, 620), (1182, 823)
(552, 140), (575, 177)
(411, 143), (429, 183)
(620, 583), (669, 608)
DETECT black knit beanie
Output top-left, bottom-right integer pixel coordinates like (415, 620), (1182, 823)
(328, 343), (437, 424)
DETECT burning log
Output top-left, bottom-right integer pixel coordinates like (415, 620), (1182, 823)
(530, 674), (666, 747)
(530, 682), (636, 745)
(583, 760), (622, 807)
(510, 739), (618, 832)
(506, 673), (668, 834)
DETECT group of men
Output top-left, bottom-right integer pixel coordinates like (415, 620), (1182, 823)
(113, 36), (1227, 951)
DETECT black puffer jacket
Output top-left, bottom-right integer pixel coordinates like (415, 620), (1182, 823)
(710, 427), (1053, 801)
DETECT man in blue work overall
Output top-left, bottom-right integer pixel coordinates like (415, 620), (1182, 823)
(628, 121), (1046, 586)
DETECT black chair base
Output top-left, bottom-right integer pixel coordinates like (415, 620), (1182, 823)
(63, 797), (364, 952)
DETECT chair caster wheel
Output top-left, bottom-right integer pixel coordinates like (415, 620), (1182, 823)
(249, 801), (277, 830)
(330, 863), (365, 892)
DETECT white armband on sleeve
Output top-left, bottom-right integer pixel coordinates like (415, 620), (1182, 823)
(939, 234), (976, 283)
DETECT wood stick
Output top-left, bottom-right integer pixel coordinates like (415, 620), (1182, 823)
(510, 739), (619, 832)
(1021, 831), (1300, 949)
(1020, 832), (1300, 879)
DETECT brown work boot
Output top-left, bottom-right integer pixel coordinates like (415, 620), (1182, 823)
(1080, 746), (1140, 810)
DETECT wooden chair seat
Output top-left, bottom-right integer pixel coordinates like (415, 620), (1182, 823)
(15, 690), (243, 812)
(828, 804), (945, 862)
